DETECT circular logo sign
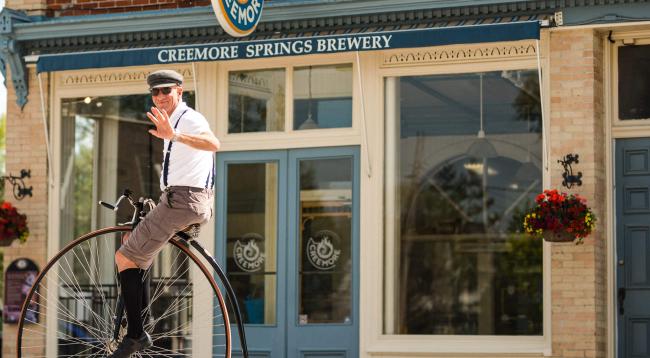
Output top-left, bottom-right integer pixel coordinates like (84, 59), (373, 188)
(307, 230), (342, 270)
(233, 233), (265, 272)
(212, 0), (264, 37)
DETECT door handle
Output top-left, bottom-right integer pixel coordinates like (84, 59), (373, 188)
(618, 287), (626, 315)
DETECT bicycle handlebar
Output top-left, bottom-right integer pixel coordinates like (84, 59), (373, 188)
(98, 200), (117, 211)
(98, 189), (156, 226)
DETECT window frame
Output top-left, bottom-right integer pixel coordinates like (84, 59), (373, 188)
(48, 65), (217, 357)
(611, 37), (650, 127)
(216, 53), (363, 152)
(369, 43), (552, 356)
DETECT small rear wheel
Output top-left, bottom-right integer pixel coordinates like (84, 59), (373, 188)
(16, 226), (231, 357)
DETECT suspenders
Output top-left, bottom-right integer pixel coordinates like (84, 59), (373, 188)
(204, 156), (215, 189)
(162, 109), (188, 188)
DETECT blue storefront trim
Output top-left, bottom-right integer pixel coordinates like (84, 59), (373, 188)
(36, 20), (539, 73)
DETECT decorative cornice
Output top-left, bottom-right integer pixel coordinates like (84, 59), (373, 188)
(381, 41), (538, 67)
(57, 67), (194, 88)
(0, 9), (32, 108)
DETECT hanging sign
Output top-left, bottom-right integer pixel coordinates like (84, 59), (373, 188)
(3, 258), (39, 324)
(212, 0), (264, 37)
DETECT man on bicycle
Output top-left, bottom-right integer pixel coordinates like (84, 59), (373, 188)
(109, 69), (220, 357)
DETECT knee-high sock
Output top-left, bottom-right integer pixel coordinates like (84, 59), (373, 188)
(119, 268), (144, 339)
(141, 268), (151, 329)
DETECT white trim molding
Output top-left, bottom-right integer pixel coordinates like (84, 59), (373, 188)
(381, 40), (538, 68)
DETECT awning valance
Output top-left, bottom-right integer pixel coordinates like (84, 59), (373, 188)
(36, 20), (540, 73)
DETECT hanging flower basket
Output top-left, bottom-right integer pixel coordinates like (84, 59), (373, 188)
(523, 189), (596, 245)
(0, 201), (29, 246)
(542, 230), (575, 243)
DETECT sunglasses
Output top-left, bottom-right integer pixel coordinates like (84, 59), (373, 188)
(150, 87), (175, 96)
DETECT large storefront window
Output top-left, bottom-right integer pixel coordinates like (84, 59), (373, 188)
(384, 70), (543, 336)
(57, 92), (196, 352)
(619, 44), (650, 120)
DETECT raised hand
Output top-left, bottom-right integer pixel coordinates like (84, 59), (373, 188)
(146, 107), (174, 140)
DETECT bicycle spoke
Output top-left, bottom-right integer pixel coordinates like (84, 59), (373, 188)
(18, 228), (231, 357)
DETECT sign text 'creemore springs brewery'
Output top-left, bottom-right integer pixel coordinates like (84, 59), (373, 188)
(212, 0), (264, 37)
(157, 35), (394, 63)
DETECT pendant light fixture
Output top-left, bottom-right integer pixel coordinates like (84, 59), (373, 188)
(467, 73), (498, 159)
(298, 66), (318, 130)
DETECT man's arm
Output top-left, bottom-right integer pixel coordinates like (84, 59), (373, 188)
(147, 107), (220, 152)
(174, 132), (221, 152)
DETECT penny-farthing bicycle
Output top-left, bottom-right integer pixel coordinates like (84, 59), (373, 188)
(16, 189), (249, 357)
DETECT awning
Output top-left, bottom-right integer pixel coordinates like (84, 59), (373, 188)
(36, 20), (540, 73)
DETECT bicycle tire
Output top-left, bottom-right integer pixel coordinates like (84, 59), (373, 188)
(16, 225), (231, 357)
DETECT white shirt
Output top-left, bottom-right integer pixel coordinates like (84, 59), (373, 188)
(160, 102), (214, 190)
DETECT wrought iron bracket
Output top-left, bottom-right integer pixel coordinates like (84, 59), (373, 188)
(1, 169), (33, 200)
(558, 153), (582, 189)
(0, 8), (31, 109)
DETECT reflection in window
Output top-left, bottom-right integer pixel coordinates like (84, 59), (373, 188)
(294, 64), (352, 130)
(226, 163), (278, 325)
(229, 69), (285, 133)
(384, 70), (543, 336)
(299, 158), (352, 324)
(619, 45), (650, 120)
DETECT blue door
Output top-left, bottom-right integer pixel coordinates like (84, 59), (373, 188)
(616, 138), (650, 358)
(216, 147), (360, 358)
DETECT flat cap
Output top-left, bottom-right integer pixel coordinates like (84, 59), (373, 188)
(147, 70), (183, 89)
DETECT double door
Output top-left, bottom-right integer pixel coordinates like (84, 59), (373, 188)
(216, 147), (360, 357)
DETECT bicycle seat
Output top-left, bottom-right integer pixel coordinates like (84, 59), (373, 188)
(180, 224), (201, 239)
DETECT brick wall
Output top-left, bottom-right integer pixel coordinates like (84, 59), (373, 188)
(46, 0), (211, 16)
(6, 0), (48, 15)
(2, 67), (50, 357)
(548, 28), (607, 358)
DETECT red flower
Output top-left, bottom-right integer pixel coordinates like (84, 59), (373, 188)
(523, 189), (596, 245)
(0, 201), (29, 243)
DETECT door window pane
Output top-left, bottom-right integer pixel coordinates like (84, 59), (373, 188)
(619, 45), (650, 120)
(226, 163), (278, 325)
(384, 71), (543, 335)
(299, 157), (352, 324)
(294, 64), (352, 130)
(229, 69), (285, 133)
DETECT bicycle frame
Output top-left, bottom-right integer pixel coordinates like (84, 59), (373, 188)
(177, 230), (250, 358)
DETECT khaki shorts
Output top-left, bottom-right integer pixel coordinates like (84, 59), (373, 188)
(118, 186), (213, 269)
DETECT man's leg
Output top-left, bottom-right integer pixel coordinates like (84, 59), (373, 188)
(141, 267), (152, 329)
(109, 246), (153, 357)
(115, 251), (144, 339)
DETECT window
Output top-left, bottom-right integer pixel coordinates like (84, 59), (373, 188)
(619, 44), (650, 120)
(384, 70), (543, 336)
(227, 64), (353, 134)
(229, 69), (285, 133)
(294, 64), (352, 130)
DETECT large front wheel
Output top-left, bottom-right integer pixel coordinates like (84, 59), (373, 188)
(16, 226), (231, 357)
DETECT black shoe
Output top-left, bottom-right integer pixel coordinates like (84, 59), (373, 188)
(108, 332), (152, 357)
